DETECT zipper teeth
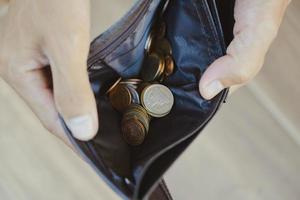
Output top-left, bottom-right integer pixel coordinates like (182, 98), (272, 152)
(88, 0), (151, 68)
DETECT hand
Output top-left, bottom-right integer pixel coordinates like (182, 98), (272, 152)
(0, 0), (98, 145)
(199, 0), (291, 100)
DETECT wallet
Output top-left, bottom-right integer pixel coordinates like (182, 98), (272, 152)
(62, 0), (235, 199)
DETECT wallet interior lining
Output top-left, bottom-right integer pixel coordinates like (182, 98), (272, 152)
(64, 0), (228, 199)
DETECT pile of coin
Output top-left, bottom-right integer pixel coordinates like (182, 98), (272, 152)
(107, 21), (175, 146)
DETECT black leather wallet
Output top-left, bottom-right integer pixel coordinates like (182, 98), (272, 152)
(62, 0), (235, 199)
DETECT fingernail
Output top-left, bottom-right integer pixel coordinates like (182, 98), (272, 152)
(66, 115), (95, 141)
(204, 80), (224, 99)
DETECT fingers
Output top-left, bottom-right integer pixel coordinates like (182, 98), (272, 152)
(5, 67), (74, 148)
(44, 31), (98, 141)
(199, 0), (291, 100)
(34, 0), (99, 141)
(199, 26), (276, 100)
(0, 0), (97, 143)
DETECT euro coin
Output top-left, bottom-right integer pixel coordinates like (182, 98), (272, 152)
(108, 84), (132, 112)
(141, 53), (165, 82)
(127, 85), (140, 104)
(164, 55), (175, 77)
(145, 31), (155, 53)
(156, 21), (166, 39)
(123, 104), (150, 132)
(120, 78), (142, 86)
(121, 118), (146, 146)
(141, 84), (174, 118)
(154, 38), (172, 56)
(106, 77), (122, 94)
(137, 82), (151, 96)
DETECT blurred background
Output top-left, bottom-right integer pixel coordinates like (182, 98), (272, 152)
(0, 0), (300, 199)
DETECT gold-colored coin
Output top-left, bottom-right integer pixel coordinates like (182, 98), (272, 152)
(155, 38), (172, 56)
(145, 31), (155, 53)
(106, 77), (122, 94)
(108, 84), (132, 112)
(121, 118), (146, 146)
(123, 104), (150, 132)
(164, 55), (175, 77)
(141, 53), (165, 82)
(156, 21), (166, 39)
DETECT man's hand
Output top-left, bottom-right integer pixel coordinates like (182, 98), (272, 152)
(199, 0), (291, 99)
(0, 0), (98, 144)
(0, 0), (291, 146)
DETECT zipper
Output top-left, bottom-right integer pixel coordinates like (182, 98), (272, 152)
(88, 0), (152, 70)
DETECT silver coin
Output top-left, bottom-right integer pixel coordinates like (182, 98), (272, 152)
(145, 32), (154, 53)
(127, 85), (140, 104)
(141, 84), (174, 117)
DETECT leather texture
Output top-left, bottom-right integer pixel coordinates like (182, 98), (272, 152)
(61, 0), (235, 199)
(148, 179), (173, 200)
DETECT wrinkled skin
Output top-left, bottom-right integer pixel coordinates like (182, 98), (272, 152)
(0, 0), (291, 145)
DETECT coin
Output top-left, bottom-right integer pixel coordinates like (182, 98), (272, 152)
(120, 79), (142, 85)
(123, 104), (150, 132)
(154, 38), (172, 56)
(141, 84), (174, 118)
(164, 55), (175, 77)
(141, 53), (165, 82)
(127, 85), (140, 104)
(106, 77), (122, 94)
(120, 79), (142, 89)
(156, 21), (166, 39)
(121, 118), (146, 146)
(136, 82), (151, 96)
(145, 31), (155, 53)
(109, 84), (132, 112)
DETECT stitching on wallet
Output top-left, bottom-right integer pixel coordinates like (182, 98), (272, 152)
(191, 0), (213, 62)
(202, 0), (219, 45)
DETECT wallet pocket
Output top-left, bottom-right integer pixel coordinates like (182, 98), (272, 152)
(62, 0), (230, 199)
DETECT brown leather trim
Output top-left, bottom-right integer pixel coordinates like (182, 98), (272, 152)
(148, 179), (173, 200)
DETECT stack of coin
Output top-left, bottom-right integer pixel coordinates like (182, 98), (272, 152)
(122, 104), (150, 145)
(107, 21), (175, 146)
(143, 21), (175, 82)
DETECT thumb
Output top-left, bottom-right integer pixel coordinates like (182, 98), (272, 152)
(199, 26), (277, 100)
(45, 33), (98, 141)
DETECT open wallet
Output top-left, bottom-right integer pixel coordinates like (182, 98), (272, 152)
(61, 0), (235, 199)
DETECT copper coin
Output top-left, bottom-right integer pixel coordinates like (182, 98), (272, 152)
(121, 118), (146, 146)
(156, 21), (166, 39)
(108, 84), (132, 112)
(164, 55), (175, 77)
(106, 77), (122, 94)
(124, 104), (150, 132)
(145, 31), (155, 53)
(155, 38), (172, 56)
(141, 53), (165, 82)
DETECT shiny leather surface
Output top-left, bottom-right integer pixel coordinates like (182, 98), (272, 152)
(62, 0), (234, 199)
